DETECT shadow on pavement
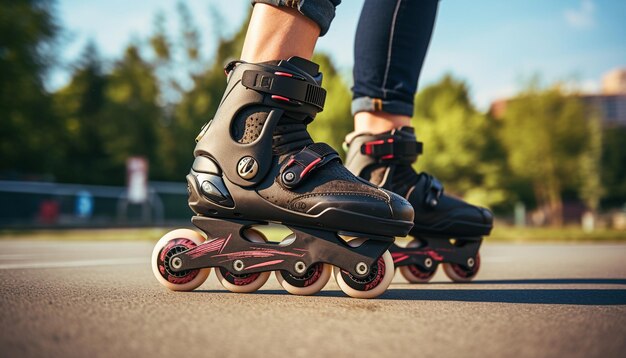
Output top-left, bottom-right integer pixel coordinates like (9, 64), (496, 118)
(452, 278), (626, 285)
(378, 288), (626, 305)
(195, 286), (626, 305)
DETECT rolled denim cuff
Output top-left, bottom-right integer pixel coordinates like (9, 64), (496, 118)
(251, 0), (340, 36)
(352, 96), (414, 117)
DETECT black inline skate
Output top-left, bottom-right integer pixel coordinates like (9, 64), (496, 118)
(344, 126), (493, 283)
(151, 57), (414, 298)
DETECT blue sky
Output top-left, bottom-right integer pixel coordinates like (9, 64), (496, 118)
(55, 0), (625, 109)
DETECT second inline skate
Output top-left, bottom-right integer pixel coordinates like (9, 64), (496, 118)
(345, 126), (493, 283)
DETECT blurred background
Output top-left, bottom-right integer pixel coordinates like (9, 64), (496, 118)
(1, 0), (625, 239)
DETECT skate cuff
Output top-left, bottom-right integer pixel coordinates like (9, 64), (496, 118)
(241, 70), (327, 111)
(361, 136), (423, 163)
(280, 144), (339, 189)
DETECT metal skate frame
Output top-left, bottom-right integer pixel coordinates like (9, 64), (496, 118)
(169, 216), (393, 279)
(390, 236), (482, 271)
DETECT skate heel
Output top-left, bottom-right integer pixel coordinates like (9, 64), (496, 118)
(187, 156), (234, 215)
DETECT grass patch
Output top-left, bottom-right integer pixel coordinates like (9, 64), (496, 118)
(488, 225), (626, 242)
(0, 228), (171, 241)
(0, 224), (624, 243)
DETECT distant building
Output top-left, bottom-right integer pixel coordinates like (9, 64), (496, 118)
(580, 93), (626, 128)
(490, 68), (626, 128)
(602, 68), (626, 94)
(489, 99), (508, 119)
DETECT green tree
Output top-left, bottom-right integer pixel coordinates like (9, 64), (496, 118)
(308, 53), (352, 153)
(159, 8), (250, 180)
(100, 45), (162, 183)
(579, 113), (603, 213)
(602, 127), (626, 207)
(53, 42), (111, 183)
(500, 83), (589, 226)
(413, 75), (509, 209)
(0, 0), (62, 178)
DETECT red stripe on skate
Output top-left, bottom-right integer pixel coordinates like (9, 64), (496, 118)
(271, 95), (290, 102)
(245, 259), (284, 270)
(364, 139), (385, 155)
(187, 239), (225, 258)
(393, 254), (409, 264)
(212, 248), (305, 260)
(218, 234), (231, 254)
(428, 250), (444, 261)
(194, 240), (222, 253)
(300, 158), (322, 178)
(274, 71), (293, 77)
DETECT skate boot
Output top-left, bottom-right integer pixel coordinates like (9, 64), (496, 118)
(344, 126), (493, 283)
(151, 57), (414, 298)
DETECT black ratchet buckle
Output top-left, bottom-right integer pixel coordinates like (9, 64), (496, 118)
(280, 145), (339, 189)
(361, 136), (422, 163)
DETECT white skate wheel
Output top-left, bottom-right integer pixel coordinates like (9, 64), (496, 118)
(399, 265), (437, 283)
(152, 229), (211, 291)
(442, 252), (481, 283)
(215, 228), (271, 293)
(398, 239), (437, 283)
(333, 243), (395, 299)
(275, 263), (332, 296)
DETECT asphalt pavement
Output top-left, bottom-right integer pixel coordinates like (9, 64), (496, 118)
(1, 238), (625, 358)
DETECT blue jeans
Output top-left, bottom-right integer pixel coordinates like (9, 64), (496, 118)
(252, 0), (439, 117)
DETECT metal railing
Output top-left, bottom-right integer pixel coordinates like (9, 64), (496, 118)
(0, 180), (190, 228)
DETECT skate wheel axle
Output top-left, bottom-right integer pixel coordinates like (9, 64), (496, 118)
(355, 262), (369, 275)
(233, 260), (245, 272)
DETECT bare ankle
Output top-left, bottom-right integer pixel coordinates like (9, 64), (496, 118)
(353, 111), (412, 135)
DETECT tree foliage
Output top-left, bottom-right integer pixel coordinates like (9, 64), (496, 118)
(53, 43), (110, 183)
(413, 75), (509, 209)
(579, 113), (603, 212)
(602, 127), (626, 207)
(309, 54), (352, 154)
(0, 0), (61, 178)
(102, 45), (162, 177)
(500, 83), (592, 225)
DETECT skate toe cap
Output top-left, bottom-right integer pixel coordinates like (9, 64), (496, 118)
(478, 207), (494, 226)
(384, 189), (415, 223)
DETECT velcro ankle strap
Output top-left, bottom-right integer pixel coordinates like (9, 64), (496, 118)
(241, 70), (327, 111)
(280, 143), (339, 189)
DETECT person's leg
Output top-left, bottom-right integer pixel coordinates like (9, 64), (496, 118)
(241, 4), (320, 62)
(242, 0), (342, 62)
(352, 0), (439, 135)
